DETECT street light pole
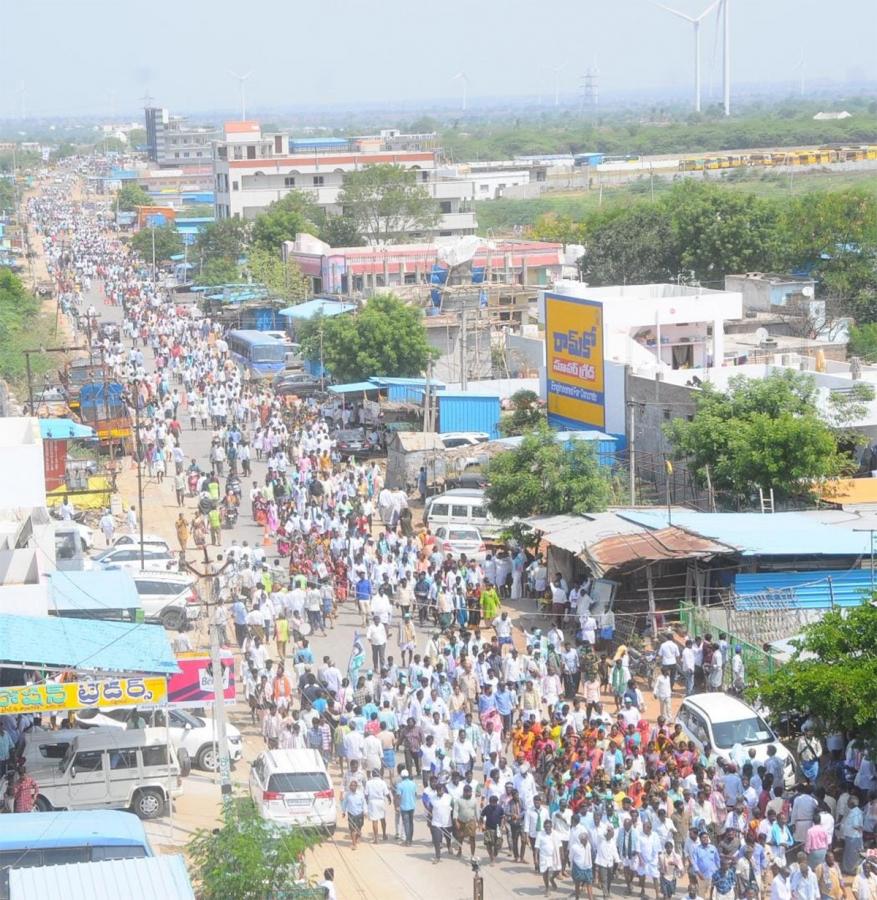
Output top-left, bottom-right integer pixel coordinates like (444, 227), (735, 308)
(130, 379), (146, 570)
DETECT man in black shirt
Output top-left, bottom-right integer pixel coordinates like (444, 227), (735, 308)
(481, 794), (505, 863)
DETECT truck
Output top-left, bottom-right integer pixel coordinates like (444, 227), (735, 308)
(78, 382), (132, 454)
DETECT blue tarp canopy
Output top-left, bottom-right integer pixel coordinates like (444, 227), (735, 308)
(369, 377), (446, 389)
(618, 510), (873, 558)
(9, 854), (195, 900)
(328, 381), (382, 395)
(48, 570), (142, 614)
(0, 613), (178, 675)
(38, 418), (95, 440)
(278, 299), (355, 320)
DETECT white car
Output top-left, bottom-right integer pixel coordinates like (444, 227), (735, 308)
(249, 749), (337, 832)
(87, 544), (178, 574)
(75, 707), (242, 772)
(131, 571), (202, 631)
(433, 525), (487, 560)
(440, 432), (490, 449)
(675, 693), (797, 787)
(113, 533), (171, 553)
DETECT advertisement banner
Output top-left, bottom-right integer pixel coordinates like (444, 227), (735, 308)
(544, 292), (605, 429)
(0, 677), (167, 715)
(167, 652), (236, 708)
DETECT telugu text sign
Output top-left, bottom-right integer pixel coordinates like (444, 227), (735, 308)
(0, 677), (167, 715)
(544, 293), (605, 429)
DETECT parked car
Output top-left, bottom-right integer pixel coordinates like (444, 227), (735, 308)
(675, 693), (797, 787)
(29, 728), (182, 820)
(333, 427), (382, 459)
(87, 544), (178, 574)
(424, 488), (505, 539)
(272, 373), (324, 397)
(131, 571), (201, 631)
(440, 432), (490, 449)
(113, 533), (170, 552)
(249, 749), (336, 832)
(75, 707), (242, 772)
(433, 525), (487, 560)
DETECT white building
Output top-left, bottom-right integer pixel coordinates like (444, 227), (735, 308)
(212, 123), (477, 238)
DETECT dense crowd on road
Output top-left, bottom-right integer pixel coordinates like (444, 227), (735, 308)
(19, 161), (877, 900)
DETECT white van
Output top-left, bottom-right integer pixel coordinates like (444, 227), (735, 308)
(249, 749), (337, 832)
(30, 728), (183, 820)
(424, 488), (504, 539)
(131, 571), (201, 631)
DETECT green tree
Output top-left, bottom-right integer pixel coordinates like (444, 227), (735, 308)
(582, 205), (675, 285)
(196, 218), (250, 264)
(0, 269), (53, 386)
(485, 425), (611, 520)
(251, 191), (323, 252)
(188, 797), (322, 900)
(320, 214), (364, 248)
(247, 247), (309, 303)
(194, 258), (243, 287)
(664, 181), (782, 283)
(130, 224), (183, 263)
(500, 390), (545, 436)
(337, 164), (440, 243)
(116, 183), (152, 211)
(848, 323), (877, 362)
(751, 603), (877, 752)
(299, 294), (434, 383)
(665, 370), (849, 503)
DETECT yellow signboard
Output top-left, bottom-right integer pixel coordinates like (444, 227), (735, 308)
(0, 677), (167, 716)
(544, 292), (605, 429)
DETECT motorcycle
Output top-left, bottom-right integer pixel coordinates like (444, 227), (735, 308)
(225, 475), (242, 501)
(197, 492), (217, 515)
(221, 503), (238, 529)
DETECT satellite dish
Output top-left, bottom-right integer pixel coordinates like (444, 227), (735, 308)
(754, 327), (770, 345)
(802, 285), (814, 298)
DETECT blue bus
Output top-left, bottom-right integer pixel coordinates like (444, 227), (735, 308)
(227, 329), (287, 377)
(0, 810), (152, 898)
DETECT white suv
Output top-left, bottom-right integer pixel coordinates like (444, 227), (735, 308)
(131, 571), (201, 631)
(676, 693), (797, 787)
(75, 707), (242, 772)
(88, 544), (178, 574)
(249, 749), (337, 832)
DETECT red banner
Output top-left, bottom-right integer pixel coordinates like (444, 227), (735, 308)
(167, 652), (235, 708)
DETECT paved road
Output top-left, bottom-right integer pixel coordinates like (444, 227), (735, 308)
(92, 287), (565, 898)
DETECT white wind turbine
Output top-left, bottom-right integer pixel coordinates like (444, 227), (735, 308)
(228, 69), (253, 121)
(452, 72), (469, 112)
(651, 0), (720, 113)
(552, 64), (568, 107)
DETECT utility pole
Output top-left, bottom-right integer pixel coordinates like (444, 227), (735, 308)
(129, 380), (146, 570)
(627, 401), (636, 505)
(23, 345), (87, 416)
(184, 557), (233, 802)
(423, 360), (432, 433)
(459, 308), (468, 390)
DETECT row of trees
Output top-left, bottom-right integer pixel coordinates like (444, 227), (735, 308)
(531, 182), (877, 325)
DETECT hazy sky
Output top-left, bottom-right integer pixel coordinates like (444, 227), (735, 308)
(2, 0), (875, 119)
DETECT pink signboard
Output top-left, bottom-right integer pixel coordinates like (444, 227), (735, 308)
(167, 652), (236, 708)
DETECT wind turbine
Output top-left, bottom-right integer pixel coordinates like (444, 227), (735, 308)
(721, 0), (731, 115)
(228, 69), (252, 121)
(794, 49), (806, 98)
(452, 72), (469, 112)
(552, 64), (568, 108)
(651, 0), (719, 113)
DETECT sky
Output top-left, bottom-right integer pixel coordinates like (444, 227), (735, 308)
(1, 0), (875, 120)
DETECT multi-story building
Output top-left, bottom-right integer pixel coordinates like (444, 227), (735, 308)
(144, 107), (219, 167)
(212, 122), (477, 238)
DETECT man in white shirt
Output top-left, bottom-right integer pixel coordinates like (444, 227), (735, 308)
(366, 616), (388, 671)
(680, 640), (696, 696)
(658, 634), (681, 687)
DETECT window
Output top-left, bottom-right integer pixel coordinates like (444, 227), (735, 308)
(232, 181), (239, 191)
(313, 176), (324, 186)
(440, 201), (452, 214)
(92, 846), (148, 861)
(233, 146), (243, 160)
(267, 772), (330, 793)
(421, 171), (429, 182)
(284, 177), (295, 187)
(246, 145), (256, 160)
(274, 135), (283, 154)
(451, 505), (470, 518)
(142, 746), (169, 767)
(109, 749), (138, 770)
(430, 503), (450, 517)
(42, 847), (90, 866)
(36, 741), (71, 760)
(72, 750), (104, 772)
(663, 408), (671, 421)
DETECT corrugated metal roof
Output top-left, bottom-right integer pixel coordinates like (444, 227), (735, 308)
(328, 381), (382, 395)
(526, 512), (648, 556)
(585, 527), (734, 576)
(734, 568), (874, 610)
(617, 510), (873, 557)
(0, 613), (177, 674)
(10, 854), (194, 900)
(48, 569), (142, 613)
(277, 299), (355, 319)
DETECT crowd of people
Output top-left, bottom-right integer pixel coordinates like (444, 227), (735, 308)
(21, 161), (877, 900)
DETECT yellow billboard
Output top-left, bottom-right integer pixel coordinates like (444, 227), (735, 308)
(0, 677), (167, 716)
(544, 293), (605, 429)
